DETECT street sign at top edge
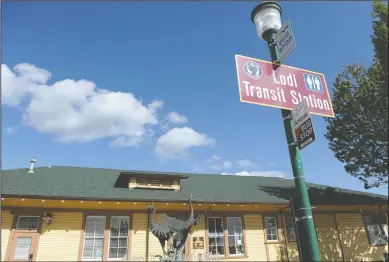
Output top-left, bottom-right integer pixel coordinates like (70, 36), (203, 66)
(275, 19), (296, 63)
(235, 54), (334, 118)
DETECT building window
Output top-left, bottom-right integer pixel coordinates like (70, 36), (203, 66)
(264, 216), (278, 241)
(83, 216), (106, 260)
(207, 217), (245, 257)
(363, 213), (388, 246)
(16, 216), (40, 230)
(286, 216), (297, 241)
(14, 237), (33, 259)
(82, 216), (130, 261)
(227, 217), (244, 255)
(109, 216), (129, 259)
(208, 217), (225, 256)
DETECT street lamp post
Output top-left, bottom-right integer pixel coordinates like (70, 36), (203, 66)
(250, 2), (321, 261)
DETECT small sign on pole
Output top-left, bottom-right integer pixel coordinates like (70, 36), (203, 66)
(292, 100), (315, 150)
(275, 19), (296, 63)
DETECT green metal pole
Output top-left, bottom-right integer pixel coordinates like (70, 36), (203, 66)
(263, 30), (321, 262)
(290, 197), (303, 262)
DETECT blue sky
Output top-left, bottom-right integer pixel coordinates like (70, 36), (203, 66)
(2, 1), (387, 195)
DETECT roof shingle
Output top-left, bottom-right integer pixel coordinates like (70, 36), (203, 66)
(1, 166), (387, 205)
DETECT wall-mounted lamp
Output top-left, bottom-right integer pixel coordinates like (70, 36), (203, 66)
(43, 212), (53, 225)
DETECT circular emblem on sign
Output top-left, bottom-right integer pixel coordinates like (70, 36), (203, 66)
(243, 61), (263, 80)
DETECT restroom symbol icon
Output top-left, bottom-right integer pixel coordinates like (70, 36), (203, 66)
(303, 73), (324, 93)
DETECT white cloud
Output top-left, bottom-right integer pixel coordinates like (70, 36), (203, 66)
(148, 100), (164, 111)
(111, 128), (155, 148)
(211, 155), (222, 161)
(3, 125), (19, 135)
(237, 159), (255, 168)
(222, 161), (232, 169)
(233, 171), (253, 176)
(166, 112), (188, 124)
(205, 155), (222, 163)
(210, 161), (232, 170)
(2, 63), (164, 146)
(223, 170), (286, 178)
(160, 111), (188, 130)
(110, 136), (143, 148)
(2, 63), (51, 107)
(155, 127), (215, 159)
(206, 155), (232, 170)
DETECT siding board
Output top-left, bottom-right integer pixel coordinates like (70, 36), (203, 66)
(148, 213), (164, 259)
(336, 213), (388, 261)
(36, 212), (82, 261)
(267, 243), (284, 262)
(1, 211), (13, 261)
(314, 214), (343, 261)
(131, 213), (148, 261)
(287, 242), (300, 261)
(3, 208), (387, 261)
(244, 214), (267, 261)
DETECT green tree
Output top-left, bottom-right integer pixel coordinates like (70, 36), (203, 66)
(325, 0), (388, 189)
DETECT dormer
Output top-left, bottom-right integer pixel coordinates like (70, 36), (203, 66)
(114, 171), (188, 191)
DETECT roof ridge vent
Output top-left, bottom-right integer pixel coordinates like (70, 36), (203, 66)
(27, 158), (36, 174)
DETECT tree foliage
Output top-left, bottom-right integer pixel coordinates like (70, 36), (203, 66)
(325, 0), (388, 189)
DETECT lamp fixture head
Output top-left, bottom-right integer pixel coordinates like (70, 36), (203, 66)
(43, 212), (53, 225)
(251, 1), (282, 40)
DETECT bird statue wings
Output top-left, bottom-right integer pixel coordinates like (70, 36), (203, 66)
(151, 213), (187, 239)
(147, 194), (214, 261)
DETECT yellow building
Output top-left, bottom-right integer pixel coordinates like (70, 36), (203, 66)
(1, 164), (388, 261)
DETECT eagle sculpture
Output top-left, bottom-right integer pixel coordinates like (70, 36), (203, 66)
(147, 195), (212, 259)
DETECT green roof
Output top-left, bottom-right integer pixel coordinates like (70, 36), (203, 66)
(1, 166), (387, 205)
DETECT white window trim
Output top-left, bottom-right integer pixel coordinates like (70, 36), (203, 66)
(16, 216), (40, 230)
(286, 216), (297, 242)
(82, 216), (106, 261)
(207, 216), (245, 257)
(107, 216), (130, 261)
(226, 217), (244, 256)
(264, 216), (279, 242)
(208, 217), (225, 257)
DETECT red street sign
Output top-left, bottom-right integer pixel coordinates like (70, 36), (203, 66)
(235, 54), (334, 118)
